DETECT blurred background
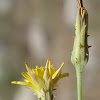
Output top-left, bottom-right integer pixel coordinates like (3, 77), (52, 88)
(0, 0), (100, 100)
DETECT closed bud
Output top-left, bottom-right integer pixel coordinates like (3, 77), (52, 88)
(71, 1), (89, 68)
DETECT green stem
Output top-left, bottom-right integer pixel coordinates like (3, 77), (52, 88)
(48, 87), (52, 100)
(47, 83), (53, 100)
(38, 84), (53, 100)
(76, 66), (82, 100)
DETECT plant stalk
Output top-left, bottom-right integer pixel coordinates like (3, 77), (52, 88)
(38, 83), (53, 100)
(47, 82), (53, 100)
(76, 66), (82, 100)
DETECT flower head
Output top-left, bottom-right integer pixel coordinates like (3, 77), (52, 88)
(11, 59), (69, 99)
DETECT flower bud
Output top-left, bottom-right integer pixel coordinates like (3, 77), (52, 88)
(71, 2), (89, 68)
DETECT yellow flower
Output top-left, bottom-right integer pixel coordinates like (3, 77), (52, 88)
(11, 59), (69, 99)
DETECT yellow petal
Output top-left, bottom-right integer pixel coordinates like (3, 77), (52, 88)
(48, 59), (51, 75)
(51, 62), (64, 88)
(43, 59), (50, 81)
(22, 72), (36, 86)
(11, 81), (38, 93)
(25, 62), (32, 74)
(35, 66), (44, 81)
(50, 65), (55, 77)
(59, 73), (69, 80)
(51, 73), (68, 89)
(24, 79), (29, 83)
(52, 62), (64, 79)
(11, 81), (31, 86)
(25, 63), (44, 90)
(21, 72), (31, 80)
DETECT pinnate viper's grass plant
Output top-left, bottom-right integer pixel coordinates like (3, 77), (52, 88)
(71, 0), (90, 100)
(11, 0), (90, 100)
